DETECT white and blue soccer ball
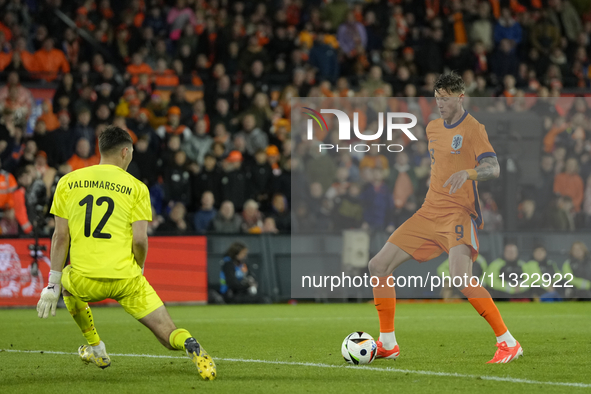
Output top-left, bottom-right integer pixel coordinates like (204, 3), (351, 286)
(341, 332), (377, 365)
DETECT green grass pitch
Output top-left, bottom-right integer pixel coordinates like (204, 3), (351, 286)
(1, 302), (590, 393)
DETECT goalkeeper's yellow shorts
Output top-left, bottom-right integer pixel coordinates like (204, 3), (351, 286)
(61, 265), (164, 320)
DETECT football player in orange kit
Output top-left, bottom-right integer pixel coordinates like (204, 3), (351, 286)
(369, 72), (523, 364)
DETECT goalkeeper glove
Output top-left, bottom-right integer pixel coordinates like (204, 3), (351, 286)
(37, 270), (62, 318)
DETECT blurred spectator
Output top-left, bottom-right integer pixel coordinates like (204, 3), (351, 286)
(554, 157), (584, 212)
(493, 8), (522, 48)
(531, 10), (561, 57)
(481, 191), (503, 231)
(132, 136), (158, 186)
(34, 38), (70, 82)
(305, 143), (337, 192)
(51, 111), (76, 165)
(241, 199), (263, 234)
(491, 39), (519, 81)
(36, 100), (59, 132)
(158, 201), (191, 235)
(487, 242), (528, 296)
(32, 120), (54, 166)
(211, 200), (242, 234)
(262, 217), (279, 234)
(145, 7), (167, 38)
(169, 85), (192, 122)
(269, 193), (290, 233)
(193, 191), (217, 234)
(470, 1), (494, 51)
(72, 108), (95, 148)
(163, 150), (192, 207)
(13, 166), (34, 235)
(182, 119), (212, 166)
(360, 168), (394, 232)
(332, 182), (363, 230)
(562, 241), (591, 297)
(544, 195), (576, 231)
(0, 72), (33, 120)
(584, 174), (591, 229)
(211, 99), (234, 134)
(309, 31), (339, 83)
(67, 139), (99, 172)
(247, 148), (273, 205)
(156, 106), (191, 141)
(161, 134), (182, 169)
(220, 150), (247, 212)
(338, 11), (367, 61)
(236, 114), (268, 157)
(417, 28), (445, 75)
(0, 157), (17, 210)
(325, 167), (350, 201)
(471, 75), (488, 97)
(525, 245), (561, 298)
(536, 154), (556, 211)
(517, 199), (541, 230)
(192, 153), (221, 209)
(389, 151), (416, 211)
(126, 52), (152, 86)
(548, 0), (583, 43)
(359, 143), (389, 172)
(238, 35), (269, 75)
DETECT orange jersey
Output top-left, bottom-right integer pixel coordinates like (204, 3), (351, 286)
(423, 111), (496, 229)
(0, 170), (17, 209)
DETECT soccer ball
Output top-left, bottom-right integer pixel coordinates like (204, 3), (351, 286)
(341, 332), (377, 365)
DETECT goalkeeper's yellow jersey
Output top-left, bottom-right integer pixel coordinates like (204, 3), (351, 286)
(50, 164), (152, 279)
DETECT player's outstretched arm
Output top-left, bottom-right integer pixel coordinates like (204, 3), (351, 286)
(443, 156), (500, 194)
(37, 216), (70, 318)
(473, 156), (500, 182)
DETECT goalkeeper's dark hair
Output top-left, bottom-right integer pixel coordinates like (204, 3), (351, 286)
(434, 72), (465, 95)
(225, 241), (248, 260)
(99, 125), (133, 156)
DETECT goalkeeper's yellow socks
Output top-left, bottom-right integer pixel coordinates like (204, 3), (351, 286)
(63, 295), (100, 346)
(169, 328), (193, 350)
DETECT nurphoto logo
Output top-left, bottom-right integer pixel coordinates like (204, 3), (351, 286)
(302, 107), (418, 153)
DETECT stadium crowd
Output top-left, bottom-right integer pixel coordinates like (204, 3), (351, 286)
(0, 0), (590, 239)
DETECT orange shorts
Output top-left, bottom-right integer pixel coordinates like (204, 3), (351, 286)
(388, 209), (479, 262)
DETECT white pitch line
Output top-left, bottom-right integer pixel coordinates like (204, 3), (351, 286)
(2, 349), (591, 388)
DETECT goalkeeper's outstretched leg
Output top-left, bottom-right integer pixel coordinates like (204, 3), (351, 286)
(139, 306), (216, 380)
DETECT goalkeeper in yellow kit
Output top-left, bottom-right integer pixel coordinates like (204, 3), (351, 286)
(36, 126), (216, 380)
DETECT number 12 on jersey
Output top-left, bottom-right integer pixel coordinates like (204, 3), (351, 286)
(79, 194), (115, 239)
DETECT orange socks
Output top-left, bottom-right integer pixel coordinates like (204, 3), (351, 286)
(373, 276), (396, 333)
(461, 282), (507, 336)
(373, 276), (508, 339)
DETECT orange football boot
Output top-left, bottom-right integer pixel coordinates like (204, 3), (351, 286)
(487, 341), (523, 364)
(376, 341), (400, 360)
